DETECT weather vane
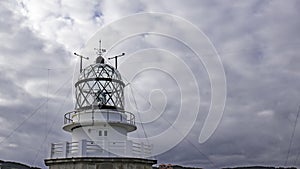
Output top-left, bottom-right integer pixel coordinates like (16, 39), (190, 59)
(95, 40), (125, 69)
(94, 40), (106, 57)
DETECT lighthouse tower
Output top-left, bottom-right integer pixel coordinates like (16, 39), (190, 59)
(45, 44), (156, 169)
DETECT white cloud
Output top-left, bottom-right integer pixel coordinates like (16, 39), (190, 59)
(257, 109), (274, 117)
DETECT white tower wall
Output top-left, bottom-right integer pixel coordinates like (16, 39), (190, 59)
(72, 124), (127, 142)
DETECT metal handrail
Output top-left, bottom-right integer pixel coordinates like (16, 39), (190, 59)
(50, 140), (152, 158)
(64, 109), (135, 125)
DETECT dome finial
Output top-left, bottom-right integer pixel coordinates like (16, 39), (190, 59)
(94, 40), (106, 64)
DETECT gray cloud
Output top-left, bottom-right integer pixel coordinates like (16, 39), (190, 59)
(1, 0), (300, 169)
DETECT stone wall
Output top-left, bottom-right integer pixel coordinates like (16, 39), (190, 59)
(45, 157), (157, 169)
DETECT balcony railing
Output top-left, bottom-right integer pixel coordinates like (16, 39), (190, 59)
(64, 109), (135, 126)
(50, 140), (152, 158)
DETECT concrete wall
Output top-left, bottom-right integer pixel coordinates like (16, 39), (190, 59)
(72, 124), (127, 142)
(47, 163), (152, 169)
(45, 157), (156, 169)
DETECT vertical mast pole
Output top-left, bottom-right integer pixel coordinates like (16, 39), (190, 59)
(74, 53), (89, 73)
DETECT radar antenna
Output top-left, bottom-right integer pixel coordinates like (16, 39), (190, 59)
(74, 53), (89, 73)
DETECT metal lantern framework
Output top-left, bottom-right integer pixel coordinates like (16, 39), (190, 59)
(75, 62), (125, 111)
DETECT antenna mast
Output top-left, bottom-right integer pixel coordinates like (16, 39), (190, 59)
(74, 53), (89, 73)
(108, 53), (125, 69)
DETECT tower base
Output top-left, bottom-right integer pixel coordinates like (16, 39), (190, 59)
(45, 157), (157, 169)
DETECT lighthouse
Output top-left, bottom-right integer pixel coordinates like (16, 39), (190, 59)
(45, 43), (156, 169)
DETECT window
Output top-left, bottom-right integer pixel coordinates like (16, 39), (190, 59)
(99, 130), (107, 136)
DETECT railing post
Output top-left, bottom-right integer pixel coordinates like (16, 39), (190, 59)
(79, 139), (87, 157)
(126, 140), (133, 157)
(131, 114), (135, 125)
(141, 142), (145, 157)
(50, 143), (54, 158)
(149, 144), (153, 156)
(78, 111), (80, 122)
(62, 141), (68, 158)
(104, 140), (109, 156)
(133, 115), (135, 125)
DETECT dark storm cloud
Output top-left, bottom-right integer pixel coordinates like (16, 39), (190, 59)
(118, 0), (300, 168)
(0, 1), (73, 168)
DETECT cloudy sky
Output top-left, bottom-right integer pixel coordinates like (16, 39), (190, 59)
(1, 0), (300, 169)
